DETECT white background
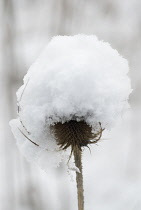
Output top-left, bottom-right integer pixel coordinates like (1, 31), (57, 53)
(0, 0), (141, 209)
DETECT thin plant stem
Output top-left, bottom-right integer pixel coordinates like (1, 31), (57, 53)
(73, 146), (84, 210)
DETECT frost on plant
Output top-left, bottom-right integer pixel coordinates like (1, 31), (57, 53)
(9, 35), (131, 172)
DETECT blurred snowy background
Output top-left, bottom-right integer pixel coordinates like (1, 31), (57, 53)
(0, 0), (141, 210)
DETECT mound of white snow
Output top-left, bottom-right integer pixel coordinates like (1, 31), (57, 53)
(9, 35), (132, 171)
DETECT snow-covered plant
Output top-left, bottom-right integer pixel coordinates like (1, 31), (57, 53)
(10, 35), (131, 210)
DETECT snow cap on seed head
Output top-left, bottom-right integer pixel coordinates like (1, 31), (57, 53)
(10, 35), (132, 171)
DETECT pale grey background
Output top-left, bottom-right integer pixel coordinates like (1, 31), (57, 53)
(0, 0), (141, 209)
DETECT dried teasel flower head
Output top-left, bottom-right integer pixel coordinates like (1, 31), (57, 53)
(52, 120), (104, 152)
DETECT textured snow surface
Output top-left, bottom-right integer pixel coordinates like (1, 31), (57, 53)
(9, 35), (131, 170)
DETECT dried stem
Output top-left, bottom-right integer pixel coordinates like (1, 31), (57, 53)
(73, 146), (84, 210)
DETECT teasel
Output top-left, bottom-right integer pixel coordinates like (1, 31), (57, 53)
(51, 119), (104, 210)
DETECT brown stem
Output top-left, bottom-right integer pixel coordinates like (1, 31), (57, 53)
(73, 147), (84, 210)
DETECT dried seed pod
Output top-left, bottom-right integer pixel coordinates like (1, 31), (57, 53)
(51, 120), (104, 152)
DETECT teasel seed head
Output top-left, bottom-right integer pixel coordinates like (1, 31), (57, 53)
(51, 120), (104, 152)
